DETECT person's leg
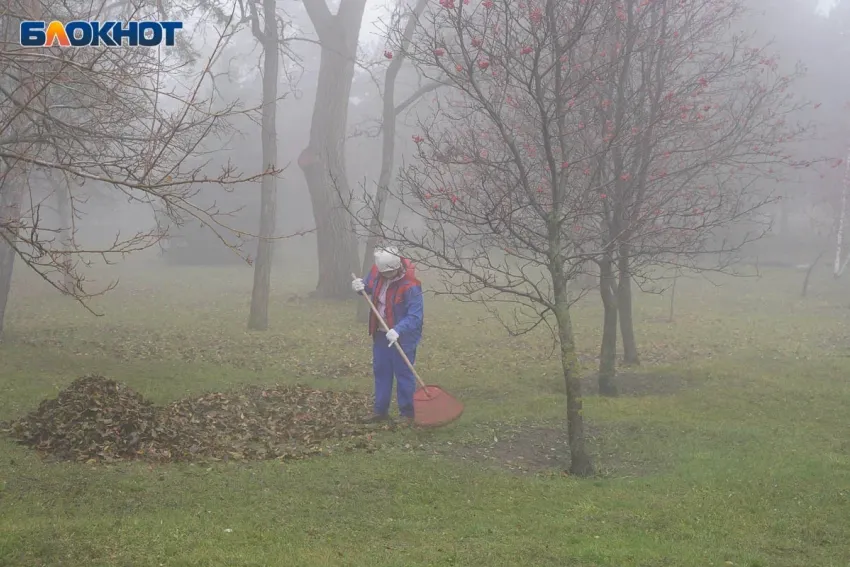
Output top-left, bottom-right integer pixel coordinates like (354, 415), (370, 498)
(372, 336), (394, 418)
(392, 342), (417, 419)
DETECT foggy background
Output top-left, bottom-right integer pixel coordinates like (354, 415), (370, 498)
(18, 0), (849, 283)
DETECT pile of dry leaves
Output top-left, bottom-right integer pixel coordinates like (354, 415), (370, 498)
(1, 375), (391, 463)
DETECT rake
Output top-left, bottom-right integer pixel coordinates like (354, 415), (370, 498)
(352, 273), (464, 428)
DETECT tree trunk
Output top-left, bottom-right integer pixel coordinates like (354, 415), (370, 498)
(356, 52), (398, 324)
(544, 0), (591, 476)
(778, 193), (789, 236)
(617, 245), (639, 366)
(54, 180), (74, 292)
(1, 0), (40, 340)
(0, 183), (23, 342)
(300, 0), (367, 300)
(834, 147), (850, 278)
(0, 240), (16, 342)
(801, 249), (825, 298)
(356, 0), (429, 323)
(303, 160), (360, 299)
(247, 0), (280, 331)
(668, 273), (678, 322)
(597, 257), (618, 397)
(552, 274), (593, 477)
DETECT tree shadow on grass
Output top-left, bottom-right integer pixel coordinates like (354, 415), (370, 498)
(582, 370), (696, 397)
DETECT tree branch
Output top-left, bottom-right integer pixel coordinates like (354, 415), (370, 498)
(302, 0), (334, 39)
(395, 80), (444, 116)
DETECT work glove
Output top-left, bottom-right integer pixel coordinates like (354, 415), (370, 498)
(386, 328), (399, 347)
(352, 278), (365, 293)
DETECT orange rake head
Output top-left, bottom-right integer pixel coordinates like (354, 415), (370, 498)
(413, 385), (464, 428)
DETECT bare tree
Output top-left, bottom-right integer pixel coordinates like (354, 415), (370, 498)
(0, 0), (279, 338)
(161, 0), (312, 329)
(298, 0), (369, 299)
(355, 0), (443, 323)
(340, 0), (630, 477)
(246, 0), (283, 331)
(582, 0), (817, 389)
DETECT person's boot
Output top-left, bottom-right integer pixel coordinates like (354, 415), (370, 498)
(396, 415), (415, 428)
(361, 414), (389, 424)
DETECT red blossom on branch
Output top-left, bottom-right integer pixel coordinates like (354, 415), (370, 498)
(336, 0), (827, 475)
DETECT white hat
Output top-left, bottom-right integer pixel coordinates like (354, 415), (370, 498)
(374, 246), (402, 272)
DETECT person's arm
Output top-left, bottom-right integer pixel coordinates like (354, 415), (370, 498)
(363, 269), (376, 295)
(392, 285), (423, 337)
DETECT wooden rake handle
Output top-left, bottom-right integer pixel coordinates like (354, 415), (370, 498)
(352, 273), (428, 391)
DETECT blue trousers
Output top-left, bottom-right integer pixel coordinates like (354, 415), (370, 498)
(372, 334), (417, 418)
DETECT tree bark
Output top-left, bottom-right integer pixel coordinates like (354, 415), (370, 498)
(54, 180), (74, 292)
(300, 0), (367, 300)
(833, 146), (850, 278)
(356, 40), (401, 324)
(617, 244), (640, 366)
(247, 0), (280, 331)
(778, 192), (789, 235)
(0, 242), (16, 342)
(668, 273), (677, 322)
(0, 182), (22, 342)
(597, 256), (618, 397)
(801, 249), (825, 298)
(832, 149), (850, 278)
(552, 272), (593, 477)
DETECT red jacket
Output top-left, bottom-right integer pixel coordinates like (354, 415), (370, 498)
(363, 258), (424, 343)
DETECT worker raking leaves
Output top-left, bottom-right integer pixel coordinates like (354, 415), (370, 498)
(352, 246), (423, 425)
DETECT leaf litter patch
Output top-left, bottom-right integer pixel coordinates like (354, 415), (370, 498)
(1, 375), (399, 464)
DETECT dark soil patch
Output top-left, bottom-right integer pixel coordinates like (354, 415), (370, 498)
(433, 421), (661, 478)
(582, 370), (691, 397)
(435, 424), (577, 474)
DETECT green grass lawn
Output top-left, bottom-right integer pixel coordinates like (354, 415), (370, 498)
(1, 260), (849, 566)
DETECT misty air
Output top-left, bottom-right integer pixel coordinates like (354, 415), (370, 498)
(1, 0), (849, 565)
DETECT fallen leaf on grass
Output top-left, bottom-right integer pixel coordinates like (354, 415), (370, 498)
(1, 375), (390, 464)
